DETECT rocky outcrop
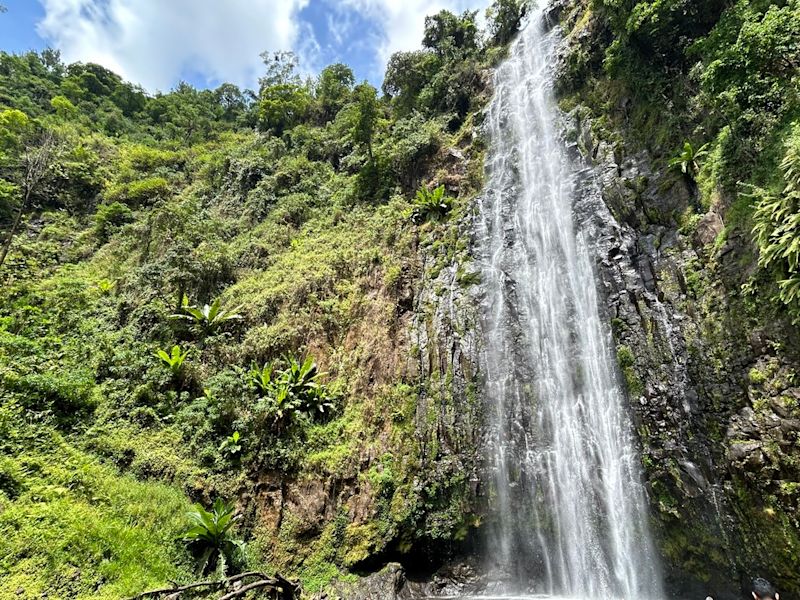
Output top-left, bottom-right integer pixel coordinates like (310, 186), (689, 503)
(557, 13), (800, 595)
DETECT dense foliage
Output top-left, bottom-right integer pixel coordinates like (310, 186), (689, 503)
(0, 2), (524, 597)
(560, 0), (800, 320)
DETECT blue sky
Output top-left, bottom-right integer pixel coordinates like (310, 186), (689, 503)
(0, 0), (490, 92)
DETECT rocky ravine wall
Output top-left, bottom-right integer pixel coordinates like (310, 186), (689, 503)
(315, 6), (799, 598)
(553, 5), (800, 597)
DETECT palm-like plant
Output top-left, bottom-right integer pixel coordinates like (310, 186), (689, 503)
(182, 498), (244, 576)
(155, 344), (188, 377)
(171, 296), (242, 336)
(410, 185), (453, 224)
(669, 141), (708, 178)
(248, 362), (274, 395)
(252, 355), (335, 427)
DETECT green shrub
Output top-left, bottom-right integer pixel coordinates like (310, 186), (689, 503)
(182, 498), (244, 576)
(409, 185), (453, 224)
(106, 176), (169, 205)
(94, 201), (133, 241)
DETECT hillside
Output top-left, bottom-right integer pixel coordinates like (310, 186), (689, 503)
(1, 0), (799, 599)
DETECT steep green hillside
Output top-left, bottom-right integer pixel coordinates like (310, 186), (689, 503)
(0, 3), (525, 597)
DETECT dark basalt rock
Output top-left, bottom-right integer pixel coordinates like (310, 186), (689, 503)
(560, 27), (800, 596)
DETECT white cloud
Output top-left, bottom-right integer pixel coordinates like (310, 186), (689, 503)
(340, 0), (490, 70)
(36, 0), (309, 92)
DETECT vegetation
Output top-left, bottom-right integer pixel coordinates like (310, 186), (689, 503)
(0, 3), (524, 597)
(751, 125), (800, 321)
(669, 141), (708, 179)
(156, 344), (189, 378)
(182, 499), (244, 576)
(559, 0), (800, 319)
(410, 185), (454, 224)
(171, 297), (242, 337)
(252, 356), (336, 430)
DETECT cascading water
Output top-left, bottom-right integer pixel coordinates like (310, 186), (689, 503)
(478, 7), (663, 599)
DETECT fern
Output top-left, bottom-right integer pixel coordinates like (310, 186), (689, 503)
(750, 125), (800, 322)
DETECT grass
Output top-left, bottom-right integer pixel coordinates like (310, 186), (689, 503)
(0, 433), (195, 600)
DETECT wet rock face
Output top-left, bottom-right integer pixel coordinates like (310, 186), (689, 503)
(558, 39), (800, 599)
(325, 563), (409, 600)
(322, 560), (489, 600)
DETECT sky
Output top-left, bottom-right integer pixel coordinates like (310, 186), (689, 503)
(0, 0), (491, 93)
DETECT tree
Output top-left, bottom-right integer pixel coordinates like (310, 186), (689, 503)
(258, 50), (300, 92)
(258, 83), (312, 134)
(351, 83), (379, 161)
(0, 123), (60, 269)
(148, 82), (218, 143)
(486, 0), (527, 47)
(50, 95), (77, 119)
(382, 50), (438, 115)
(214, 83), (248, 122)
(316, 63), (355, 121)
(422, 10), (479, 58)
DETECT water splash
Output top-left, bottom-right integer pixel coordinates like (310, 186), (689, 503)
(478, 9), (663, 599)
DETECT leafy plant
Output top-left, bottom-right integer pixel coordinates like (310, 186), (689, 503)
(248, 362), (274, 396)
(96, 279), (116, 295)
(171, 296), (242, 336)
(751, 126), (800, 321)
(182, 498), (244, 576)
(218, 431), (242, 457)
(155, 344), (189, 377)
(252, 356), (335, 429)
(409, 185), (453, 224)
(668, 141), (708, 178)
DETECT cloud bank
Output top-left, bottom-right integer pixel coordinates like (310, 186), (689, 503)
(35, 0), (489, 92)
(37, 0), (309, 91)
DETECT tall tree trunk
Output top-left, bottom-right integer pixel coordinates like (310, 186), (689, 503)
(0, 190), (29, 269)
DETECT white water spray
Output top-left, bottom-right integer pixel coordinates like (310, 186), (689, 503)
(479, 8), (663, 599)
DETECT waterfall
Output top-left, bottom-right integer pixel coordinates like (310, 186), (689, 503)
(478, 8), (663, 599)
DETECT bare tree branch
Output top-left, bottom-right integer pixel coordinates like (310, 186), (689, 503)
(127, 572), (299, 600)
(216, 579), (276, 600)
(0, 129), (59, 269)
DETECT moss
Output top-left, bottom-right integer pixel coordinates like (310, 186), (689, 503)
(616, 345), (635, 368)
(748, 366), (767, 385)
(616, 345), (644, 397)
